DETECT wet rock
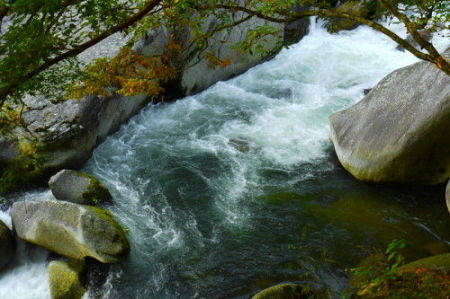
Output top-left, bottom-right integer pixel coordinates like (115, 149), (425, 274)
(48, 259), (86, 299)
(396, 30), (433, 52)
(304, 193), (450, 254)
(49, 169), (111, 205)
(330, 49), (450, 184)
(0, 220), (15, 269)
(446, 180), (450, 214)
(0, 93), (150, 195)
(11, 200), (129, 263)
(229, 139), (250, 153)
(327, 0), (379, 32)
(284, 4), (310, 45)
(252, 283), (325, 299)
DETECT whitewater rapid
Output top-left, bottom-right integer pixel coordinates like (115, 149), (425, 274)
(0, 19), (448, 298)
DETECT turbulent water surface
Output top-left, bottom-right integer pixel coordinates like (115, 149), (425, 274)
(1, 21), (449, 298)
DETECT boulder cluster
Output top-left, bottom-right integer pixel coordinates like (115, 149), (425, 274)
(1, 170), (128, 299)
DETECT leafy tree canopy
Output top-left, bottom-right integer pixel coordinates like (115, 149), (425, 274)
(0, 0), (448, 117)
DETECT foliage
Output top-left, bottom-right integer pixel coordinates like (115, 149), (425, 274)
(0, 0), (449, 125)
(350, 240), (450, 298)
(67, 47), (176, 99)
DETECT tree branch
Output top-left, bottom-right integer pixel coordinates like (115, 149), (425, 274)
(195, 4), (450, 75)
(0, 0), (163, 105)
(378, 0), (441, 59)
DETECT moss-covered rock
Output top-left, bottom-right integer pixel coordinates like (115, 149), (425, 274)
(11, 200), (129, 263)
(351, 253), (450, 298)
(399, 253), (450, 273)
(49, 169), (112, 205)
(0, 219), (15, 269)
(48, 259), (86, 299)
(252, 283), (325, 299)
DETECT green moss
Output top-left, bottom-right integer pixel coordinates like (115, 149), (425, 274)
(350, 244), (450, 298)
(252, 283), (324, 299)
(81, 178), (112, 205)
(400, 253), (450, 273)
(48, 260), (86, 299)
(85, 206), (130, 258)
(0, 159), (43, 195)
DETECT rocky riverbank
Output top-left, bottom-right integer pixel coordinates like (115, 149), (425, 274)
(1, 171), (127, 299)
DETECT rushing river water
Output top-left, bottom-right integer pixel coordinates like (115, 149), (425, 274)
(1, 20), (449, 299)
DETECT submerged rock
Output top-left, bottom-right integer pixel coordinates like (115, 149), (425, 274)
(252, 283), (324, 299)
(0, 220), (15, 269)
(330, 50), (450, 184)
(11, 200), (129, 263)
(229, 139), (251, 153)
(49, 169), (112, 205)
(304, 192), (450, 255)
(48, 259), (86, 299)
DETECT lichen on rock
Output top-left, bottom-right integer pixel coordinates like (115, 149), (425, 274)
(48, 259), (86, 299)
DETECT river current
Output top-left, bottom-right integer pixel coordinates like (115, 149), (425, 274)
(1, 20), (449, 298)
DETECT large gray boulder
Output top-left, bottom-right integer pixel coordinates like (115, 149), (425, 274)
(11, 200), (129, 263)
(49, 169), (111, 205)
(330, 51), (450, 184)
(0, 220), (15, 269)
(0, 93), (150, 194)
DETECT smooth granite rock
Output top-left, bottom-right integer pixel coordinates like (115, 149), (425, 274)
(49, 170), (111, 205)
(330, 50), (450, 184)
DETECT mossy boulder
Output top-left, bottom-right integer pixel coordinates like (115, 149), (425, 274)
(11, 200), (129, 263)
(399, 253), (450, 273)
(252, 283), (324, 299)
(49, 169), (112, 205)
(48, 259), (86, 299)
(0, 219), (15, 269)
(330, 50), (450, 184)
(446, 180), (450, 214)
(350, 253), (450, 298)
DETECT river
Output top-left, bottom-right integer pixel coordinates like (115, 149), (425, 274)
(1, 19), (449, 299)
